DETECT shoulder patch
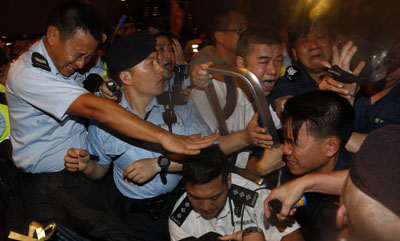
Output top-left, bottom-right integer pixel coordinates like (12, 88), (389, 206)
(32, 52), (51, 72)
(170, 197), (193, 227)
(228, 184), (258, 208)
(285, 65), (300, 81)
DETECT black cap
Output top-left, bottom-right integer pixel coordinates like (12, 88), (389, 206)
(349, 125), (400, 216)
(106, 34), (156, 72)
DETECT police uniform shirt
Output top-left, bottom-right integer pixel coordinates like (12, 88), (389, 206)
(6, 38), (90, 173)
(88, 92), (212, 199)
(354, 83), (400, 133)
(269, 64), (318, 108)
(169, 173), (300, 241)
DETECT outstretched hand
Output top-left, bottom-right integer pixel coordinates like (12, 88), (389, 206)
(160, 132), (219, 155)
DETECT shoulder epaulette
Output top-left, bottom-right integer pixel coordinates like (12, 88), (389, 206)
(228, 184), (258, 208)
(285, 65), (300, 81)
(31, 52), (51, 72)
(170, 197), (193, 227)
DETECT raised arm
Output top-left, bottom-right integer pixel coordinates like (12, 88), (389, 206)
(67, 93), (218, 155)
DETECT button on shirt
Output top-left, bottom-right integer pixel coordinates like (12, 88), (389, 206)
(169, 174), (300, 241)
(88, 93), (212, 199)
(6, 38), (89, 173)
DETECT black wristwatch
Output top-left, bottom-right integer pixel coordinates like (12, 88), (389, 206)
(157, 155), (170, 185)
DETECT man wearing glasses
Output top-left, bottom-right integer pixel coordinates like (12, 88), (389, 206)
(189, 8), (253, 134)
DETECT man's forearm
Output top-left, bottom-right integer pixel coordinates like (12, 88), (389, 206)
(82, 159), (109, 180)
(68, 93), (168, 144)
(302, 169), (349, 195)
(218, 130), (249, 155)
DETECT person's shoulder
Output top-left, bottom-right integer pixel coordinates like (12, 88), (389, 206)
(229, 174), (267, 208)
(169, 195), (194, 227)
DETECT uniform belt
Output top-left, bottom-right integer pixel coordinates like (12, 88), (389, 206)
(122, 193), (169, 212)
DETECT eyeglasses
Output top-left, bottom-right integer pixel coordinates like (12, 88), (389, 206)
(219, 28), (247, 35)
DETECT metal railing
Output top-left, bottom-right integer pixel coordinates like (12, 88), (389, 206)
(206, 64), (280, 147)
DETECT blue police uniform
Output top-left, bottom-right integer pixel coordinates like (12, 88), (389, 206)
(89, 92), (212, 199)
(6, 38), (89, 173)
(269, 64), (318, 109)
(354, 83), (400, 133)
(280, 148), (353, 241)
(88, 92), (212, 241)
(4, 38), (143, 240)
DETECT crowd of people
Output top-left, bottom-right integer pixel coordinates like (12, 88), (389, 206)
(0, 0), (399, 241)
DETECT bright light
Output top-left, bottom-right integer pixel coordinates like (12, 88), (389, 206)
(193, 49), (198, 53)
(192, 44), (199, 48)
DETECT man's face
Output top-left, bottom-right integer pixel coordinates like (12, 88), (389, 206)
(244, 44), (284, 96)
(49, 28), (99, 77)
(282, 122), (330, 175)
(292, 26), (332, 73)
(130, 52), (166, 97)
(219, 11), (248, 54)
(155, 35), (175, 80)
(186, 174), (231, 220)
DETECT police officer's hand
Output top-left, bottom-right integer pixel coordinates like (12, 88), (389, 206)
(159, 132), (219, 155)
(64, 148), (90, 172)
(99, 76), (120, 101)
(123, 158), (160, 184)
(190, 62), (213, 90)
(245, 113), (273, 148)
(171, 38), (185, 65)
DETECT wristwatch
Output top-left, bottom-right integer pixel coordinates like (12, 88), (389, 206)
(157, 155), (170, 185)
(242, 226), (263, 237)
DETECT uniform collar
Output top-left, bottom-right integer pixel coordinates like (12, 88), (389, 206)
(29, 38), (80, 82)
(119, 91), (161, 118)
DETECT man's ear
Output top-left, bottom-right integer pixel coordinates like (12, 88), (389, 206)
(291, 48), (298, 62)
(227, 173), (232, 190)
(326, 136), (340, 158)
(336, 204), (348, 229)
(119, 70), (132, 86)
(46, 25), (60, 46)
(215, 31), (225, 44)
(236, 56), (245, 68)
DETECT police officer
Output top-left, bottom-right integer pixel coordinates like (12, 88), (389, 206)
(169, 145), (303, 241)
(5, 1), (216, 239)
(65, 33), (213, 241)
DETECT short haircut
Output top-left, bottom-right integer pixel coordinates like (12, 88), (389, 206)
(236, 25), (283, 59)
(209, 8), (242, 45)
(48, 0), (112, 42)
(287, 14), (330, 50)
(183, 145), (229, 186)
(282, 90), (354, 147)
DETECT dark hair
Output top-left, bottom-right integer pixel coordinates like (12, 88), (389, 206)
(281, 90), (354, 147)
(183, 145), (229, 185)
(208, 8), (243, 45)
(236, 25), (283, 58)
(287, 14), (330, 50)
(48, 0), (112, 42)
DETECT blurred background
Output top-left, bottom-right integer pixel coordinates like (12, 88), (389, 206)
(1, 0), (399, 52)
